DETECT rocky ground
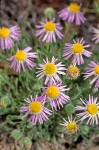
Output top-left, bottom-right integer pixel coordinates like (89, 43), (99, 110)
(1, 129), (99, 150)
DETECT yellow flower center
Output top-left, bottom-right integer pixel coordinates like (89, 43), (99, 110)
(67, 122), (77, 131)
(72, 43), (84, 54)
(44, 63), (57, 75)
(44, 21), (56, 31)
(68, 3), (80, 13)
(46, 86), (59, 99)
(29, 101), (42, 114)
(87, 104), (98, 115)
(94, 65), (99, 75)
(0, 27), (10, 38)
(15, 50), (27, 61)
(67, 66), (79, 78)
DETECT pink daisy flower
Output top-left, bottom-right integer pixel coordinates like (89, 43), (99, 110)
(60, 116), (79, 134)
(20, 95), (52, 125)
(36, 56), (66, 85)
(58, 3), (86, 25)
(89, 24), (99, 44)
(35, 18), (63, 42)
(63, 38), (92, 65)
(0, 25), (21, 50)
(84, 61), (99, 88)
(75, 95), (99, 125)
(7, 47), (37, 73)
(42, 81), (70, 110)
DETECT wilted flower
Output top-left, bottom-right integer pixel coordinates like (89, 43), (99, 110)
(7, 47), (37, 73)
(89, 24), (99, 44)
(67, 64), (80, 79)
(84, 61), (99, 88)
(58, 3), (86, 25)
(63, 38), (92, 65)
(35, 18), (63, 42)
(20, 95), (52, 125)
(75, 95), (99, 125)
(0, 25), (21, 50)
(36, 56), (66, 85)
(60, 116), (79, 134)
(42, 81), (70, 110)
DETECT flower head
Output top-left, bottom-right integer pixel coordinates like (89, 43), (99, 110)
(60, 116), (79, 134)
(36, 56), (66, 85)
(89, 24), (99, 44)
(42, 81), (70, 110)
(63, 38), (92, 65)
(20, 95), (52, 125)
(7, 47), (37, 73)
(84, 61), (99, 88)
(58, 3), (86, 25)
(75, 95), (99, 125)
(67, 64), (80, 79)
(35, 18), (63, 43)
(0, 26), (21, 50)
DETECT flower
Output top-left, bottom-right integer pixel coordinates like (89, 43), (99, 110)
(89, 25), (99, 44)
(35, 18), (63, 42)
(63, 38), (92, 65)
(75, 95), (99, 125)
(0, 25), (21, 50)
(20, 95), (52, 125)
(36, 56), (66, 85)
(60, 116), (79, 134)
(84, 61), (99, 88)
(7, 47), (37, 73)
(42, 81), (70, 110)
(58, 3), (86, 25)
(67, 64), (80, 79)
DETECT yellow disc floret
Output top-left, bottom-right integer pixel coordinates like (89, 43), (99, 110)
(46, 86), (60, 99)
(94, 65), (99, 75)
(0, 27), (10, 38)
(29, 101), (42, 114)
(72, 43), (84, 54)
(44, 21), (56, 31)
(15, 50), (27, 61)
(66, 122), (77, 132)
(44, 63), (57, 75)
(67, 66), (79, 78)
(87, 104), (98, 115)
(68, 3), (80, 13)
